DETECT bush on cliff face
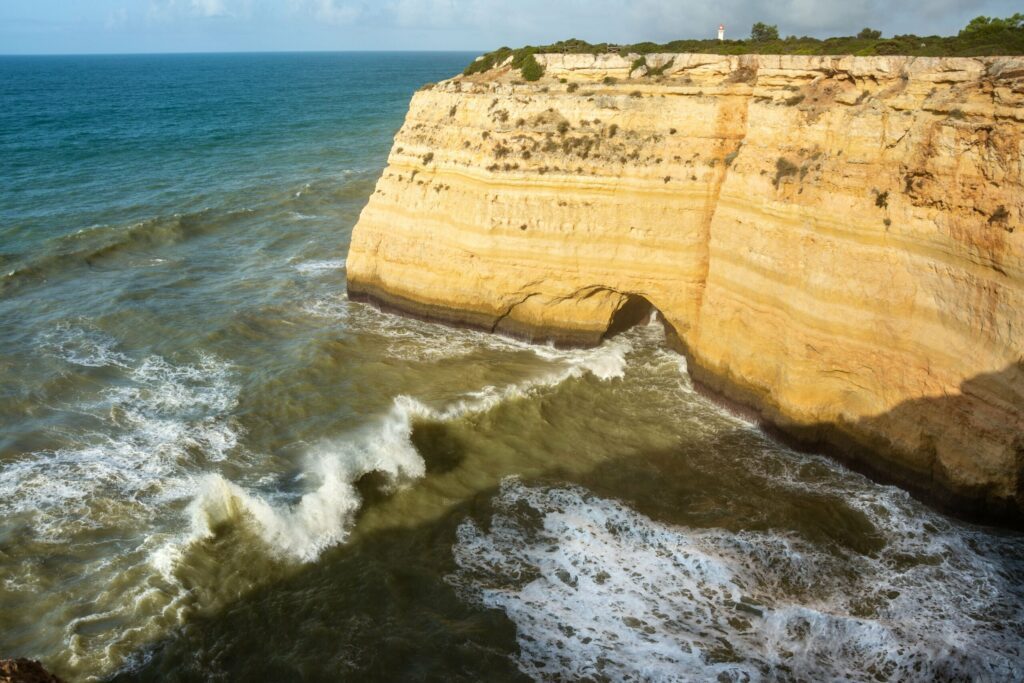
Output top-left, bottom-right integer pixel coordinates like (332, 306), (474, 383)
(773, 158), (799, 187)
(464, 46), (546, 81)
(518, 52), (544, 81)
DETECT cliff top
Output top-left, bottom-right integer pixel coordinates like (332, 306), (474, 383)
(450, 51), (1024, 89)
(463, 16), (1023, 83)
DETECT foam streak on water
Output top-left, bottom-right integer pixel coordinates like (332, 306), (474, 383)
(451, 479), (1024, 682)
(1, 326), (239, 539)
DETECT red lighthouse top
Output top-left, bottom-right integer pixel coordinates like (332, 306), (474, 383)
(719, 24), (725, 30)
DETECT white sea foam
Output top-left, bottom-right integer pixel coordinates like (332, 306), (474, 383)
(301, 293), (350, 320)
(293, 258), (346, 274)
(37, 324), (132, 368)
(177, 336), (631, 563)
(1, 328), (240, 538)
(301, 293), (638, 374)
(450, 479), (1024, 682)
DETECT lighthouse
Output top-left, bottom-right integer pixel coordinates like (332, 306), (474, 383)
(718, 24), (725, 40)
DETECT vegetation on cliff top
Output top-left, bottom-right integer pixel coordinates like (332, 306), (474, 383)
(464, 14), (1024, 80)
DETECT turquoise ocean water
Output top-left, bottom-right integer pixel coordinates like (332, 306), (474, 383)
(1, 53), (1023, 681)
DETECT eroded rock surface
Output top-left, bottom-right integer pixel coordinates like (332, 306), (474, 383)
(0, 659), (64, 683)
(347, 53), (1024, 522)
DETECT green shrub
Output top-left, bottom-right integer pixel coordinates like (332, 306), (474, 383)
(874, 40), (902, 55)
(463, 48), (511, 75)
(774, 157), (799, 186)
(989, 205), (1010, 224)
(519, 52), (544, 81)
(464, 46), (546, 81)
(646, 57), (675, 77)
(603, 76), (617, 85)
(751, 22), (780, 41)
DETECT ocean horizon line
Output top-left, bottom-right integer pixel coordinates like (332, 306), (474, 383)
(0, 49), (483, 58)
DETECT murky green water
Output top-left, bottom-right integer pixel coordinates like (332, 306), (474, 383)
(1, 53), (1022, 682)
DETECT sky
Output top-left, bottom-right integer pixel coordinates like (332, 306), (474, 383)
(1, 0), (1020, 55)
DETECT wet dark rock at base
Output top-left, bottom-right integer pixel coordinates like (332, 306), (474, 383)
(0, 659), (64, 683)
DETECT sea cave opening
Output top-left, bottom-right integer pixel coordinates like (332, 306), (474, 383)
(603, 293), (680, 350)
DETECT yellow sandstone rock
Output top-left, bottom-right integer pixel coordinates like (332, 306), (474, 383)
(347, 53), (1024, 522)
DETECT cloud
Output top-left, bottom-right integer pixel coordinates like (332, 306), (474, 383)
(10, 0), (1020, 54)
(311, 0), (365, 25)
(191, 0), (230, 17)
(292, 0), (952, 38)
(146, 0), (250, 22)
(105, 7), (129, 30)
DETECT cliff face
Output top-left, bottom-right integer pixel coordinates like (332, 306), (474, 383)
(346, 53), (1024, 522)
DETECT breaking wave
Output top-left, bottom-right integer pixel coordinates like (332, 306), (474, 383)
(178, 334), (633, 563)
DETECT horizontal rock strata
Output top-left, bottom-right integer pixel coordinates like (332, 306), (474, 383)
(347, 53), (1024, 523)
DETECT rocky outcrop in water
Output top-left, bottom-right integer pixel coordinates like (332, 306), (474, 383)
(346, 53), (1024, 523)
(0, 659), (64, 683)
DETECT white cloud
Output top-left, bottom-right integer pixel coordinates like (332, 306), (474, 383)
(123, 0), (1024, 45)
(312, 0), (364, 25)
(146, 0), (250, 22)
(192, 0), (230, 17)
(105, 7), (129, 30)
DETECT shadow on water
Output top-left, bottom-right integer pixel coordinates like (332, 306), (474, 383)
(716, 361), (1024, 527)
(109, 483), (528, 682)
(587, 286), (1023, 527)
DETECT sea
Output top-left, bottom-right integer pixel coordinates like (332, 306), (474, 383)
(1, 52), (1022, 682)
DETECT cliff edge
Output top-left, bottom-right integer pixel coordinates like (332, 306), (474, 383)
(347, 53), (1024, 523)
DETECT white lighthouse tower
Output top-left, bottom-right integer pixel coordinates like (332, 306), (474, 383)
(718, 24), (725, 40)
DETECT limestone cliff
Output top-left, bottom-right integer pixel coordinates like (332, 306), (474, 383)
(346, 53), (1024, 523)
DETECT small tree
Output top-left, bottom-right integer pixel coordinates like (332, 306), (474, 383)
(750, 22), (780, 41)
(960, 13), (1024, 35)
(520, 53), (544, 81)
(857, 27), (882, 39)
